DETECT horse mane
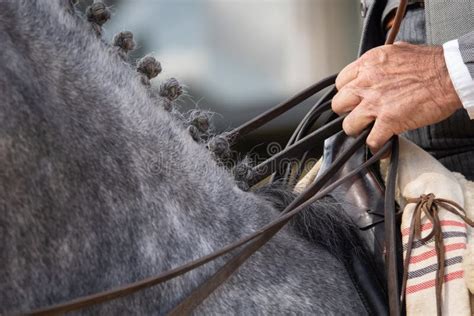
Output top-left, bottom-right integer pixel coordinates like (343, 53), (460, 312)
(256, 184), (381, 270)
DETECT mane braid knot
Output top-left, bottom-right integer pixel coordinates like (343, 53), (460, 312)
(113, 31), (136, 59)
(159, 78), (183, 101)
(207, 135), (231, 161)
(86, 2), (110, 36)
(136, 55), (162, 86)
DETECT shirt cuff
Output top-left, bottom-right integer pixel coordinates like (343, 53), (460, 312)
(443, 39), (474, 119)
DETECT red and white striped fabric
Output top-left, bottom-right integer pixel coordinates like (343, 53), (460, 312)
(391, 138), (472, 315)
(401, 206), (469, 315)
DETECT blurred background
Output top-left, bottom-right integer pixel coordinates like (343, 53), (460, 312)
(83, 0), (362, 153)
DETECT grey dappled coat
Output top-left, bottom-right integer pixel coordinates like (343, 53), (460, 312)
(0, 1), (369, 314)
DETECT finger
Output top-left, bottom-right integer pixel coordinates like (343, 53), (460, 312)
(335, 60), (360, 90)
(366, 118), (394, 154)
(332, 88), (362, 115)
(342, 101), (374, 136)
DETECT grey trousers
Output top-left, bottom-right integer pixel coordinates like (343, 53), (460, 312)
(394, 7), (474, 179)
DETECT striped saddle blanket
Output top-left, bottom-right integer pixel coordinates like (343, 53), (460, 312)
(394, 138), (473, 315)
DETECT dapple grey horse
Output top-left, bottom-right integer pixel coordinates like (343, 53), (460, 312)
(0, 0), (374, 314)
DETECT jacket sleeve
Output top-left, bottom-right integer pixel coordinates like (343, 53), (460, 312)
(443, 30), (474, 119)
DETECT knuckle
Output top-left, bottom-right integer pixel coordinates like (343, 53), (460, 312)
(353, 74), (368, 88)
(363, 100), (379, 117)
(331, 100), (343, 114)
(335, 75), (344, 90)
(366, 136), (381, 150)
(376, 49), (388, 63)
(342, 118), (355, 135)
(365, 47), (388, 64)
(332, 89), (358, 114)
(362, 48), (375, 60)
(363, 47), (378, 59)
(331, 93), (341, 109)
(379, 110), (396, 123)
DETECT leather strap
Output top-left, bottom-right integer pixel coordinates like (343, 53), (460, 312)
(384, 3), (408, 315)
(385, 1), (424, 31)
(289, 88), (337, 146)
(26, 1), (409, 313)
(385, 0), (409, 45)
(169, 133), (397, 315)
(27, 131), (394, 315)
(226, 74), (337, 144)
(249, 115), (344, 186)
(273, 90), (336, 184)
(384, 137), (401, 316)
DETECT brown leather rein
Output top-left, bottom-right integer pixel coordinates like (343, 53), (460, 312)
(26, 2), (409, 315)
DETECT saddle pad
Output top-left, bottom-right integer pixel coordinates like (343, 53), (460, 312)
(396, 138), (472, 316)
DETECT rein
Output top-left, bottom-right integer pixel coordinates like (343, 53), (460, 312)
(26, 1), (409, 315)
(28, 131), (395, 316)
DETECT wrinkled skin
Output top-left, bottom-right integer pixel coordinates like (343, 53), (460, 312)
(332, 42), (462, 152)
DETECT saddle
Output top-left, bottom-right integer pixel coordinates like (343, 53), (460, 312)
(316, 132), (403, 315)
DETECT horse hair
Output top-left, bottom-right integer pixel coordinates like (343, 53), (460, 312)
(0, 1), (370, 314)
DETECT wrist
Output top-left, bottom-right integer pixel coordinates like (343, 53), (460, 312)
(433, 46), (463, 111)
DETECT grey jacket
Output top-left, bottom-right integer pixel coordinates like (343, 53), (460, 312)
(360, 0), (474, 77)
(358, 0), (474, 179)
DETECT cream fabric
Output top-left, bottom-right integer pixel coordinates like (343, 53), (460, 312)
(453, 173), (474, 296)
(394, 138), (472, 315)
(292, 137), (473, 314)
(294, 158), (322, 194)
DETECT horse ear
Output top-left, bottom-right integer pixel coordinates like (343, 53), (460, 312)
(86, 1), (111, 36)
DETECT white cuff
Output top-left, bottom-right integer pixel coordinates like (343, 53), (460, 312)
(443, 39), (474, 119)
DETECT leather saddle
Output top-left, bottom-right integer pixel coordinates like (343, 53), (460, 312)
(317, 132), (403, 315)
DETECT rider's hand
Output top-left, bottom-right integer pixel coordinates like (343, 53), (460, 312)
(332, 42), (462, 153)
